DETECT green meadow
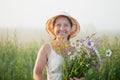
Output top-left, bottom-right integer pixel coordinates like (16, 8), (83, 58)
(0, 30), (120, 80)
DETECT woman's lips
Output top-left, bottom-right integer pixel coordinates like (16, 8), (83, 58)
(58, 31), (67, 35)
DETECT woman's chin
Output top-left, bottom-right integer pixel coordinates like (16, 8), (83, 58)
(56, 34), (69, 39)
(58, 36), (68, 39)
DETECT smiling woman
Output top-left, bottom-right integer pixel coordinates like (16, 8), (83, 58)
(33, 12), (85, 80)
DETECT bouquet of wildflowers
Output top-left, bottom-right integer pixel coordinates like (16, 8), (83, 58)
(62, 33), (101, 80)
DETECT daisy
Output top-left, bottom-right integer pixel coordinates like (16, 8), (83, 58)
(106, 49), (112, 57)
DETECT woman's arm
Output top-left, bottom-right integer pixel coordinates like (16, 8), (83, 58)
(33, 43), (50, 80)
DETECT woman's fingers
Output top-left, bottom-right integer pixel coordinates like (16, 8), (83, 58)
(73, 77), (85, 80)
(79, 77), (85, 80)
(73, 77), (79, 80)
(70, 78), (74, 80)
(70, 77), (85, 80)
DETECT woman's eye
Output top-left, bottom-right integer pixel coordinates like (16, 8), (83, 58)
(55, 23), (70, 28)
(64, 24), (69, 27)
(55, 24), (61, 27)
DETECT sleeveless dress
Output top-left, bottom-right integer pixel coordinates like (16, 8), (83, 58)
(46, 43), (63, 80)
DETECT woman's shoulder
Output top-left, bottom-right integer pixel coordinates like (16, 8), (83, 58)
(40, 42), (51, 51)
(40, 42), (51, 52)
(38, 42), (52, 58)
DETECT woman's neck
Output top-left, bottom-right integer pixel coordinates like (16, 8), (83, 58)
(55, 37), (69, 44)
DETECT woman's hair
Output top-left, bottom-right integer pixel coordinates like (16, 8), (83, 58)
(53, 15), (73, 41)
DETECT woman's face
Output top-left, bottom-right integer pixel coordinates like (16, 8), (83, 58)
(53, 16), (72, 39)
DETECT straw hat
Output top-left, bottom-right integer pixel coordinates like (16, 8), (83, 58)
(46, 12), (80, 38)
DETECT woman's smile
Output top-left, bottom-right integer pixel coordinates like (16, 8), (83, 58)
(58, 30), (67, 35)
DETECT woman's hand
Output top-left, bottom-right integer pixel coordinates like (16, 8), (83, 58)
(70, 77), (85, 80)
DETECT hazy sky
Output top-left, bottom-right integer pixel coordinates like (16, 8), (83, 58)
(0, 0), (120, 31)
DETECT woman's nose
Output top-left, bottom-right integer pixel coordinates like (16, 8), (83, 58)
(60, 25), (65, 30)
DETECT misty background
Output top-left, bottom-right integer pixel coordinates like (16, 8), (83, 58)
(0, 0), (120, 43)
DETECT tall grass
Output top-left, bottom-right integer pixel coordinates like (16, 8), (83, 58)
(0, 31), (45, 80)
(0, 31), (120, 80)
(85, 35), (120, 80)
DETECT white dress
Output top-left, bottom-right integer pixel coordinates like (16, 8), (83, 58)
(46, 43), (63, 80)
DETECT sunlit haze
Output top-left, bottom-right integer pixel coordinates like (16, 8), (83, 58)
(0, 0), (120, 33)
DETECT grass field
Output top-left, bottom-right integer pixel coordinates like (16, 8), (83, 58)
(0, 30), (120, 80)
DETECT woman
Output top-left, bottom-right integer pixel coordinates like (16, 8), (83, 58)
(33, 13), (84, 80)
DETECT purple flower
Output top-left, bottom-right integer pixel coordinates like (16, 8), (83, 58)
(80, 39), (85, 43)
(87, 46), (93, 51)
(86, 36), (90, 40)
(87, 40), (91, 46)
